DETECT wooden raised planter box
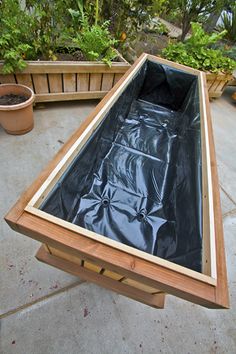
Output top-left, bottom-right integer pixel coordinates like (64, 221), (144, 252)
(0, 54), (130, 103)
(5, 54), (228, 309)
(206, 72), (233, 98)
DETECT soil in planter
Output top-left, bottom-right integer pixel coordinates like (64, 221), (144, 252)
(39, 49), (120, 62)
(0, 94), (28, 105)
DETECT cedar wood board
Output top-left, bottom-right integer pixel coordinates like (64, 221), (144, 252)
(5, 53), (229, 309)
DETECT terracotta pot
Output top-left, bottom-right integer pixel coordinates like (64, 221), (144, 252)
(0, 84), (35, 135)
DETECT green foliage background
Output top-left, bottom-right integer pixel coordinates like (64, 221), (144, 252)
(162, 23), (236, 73)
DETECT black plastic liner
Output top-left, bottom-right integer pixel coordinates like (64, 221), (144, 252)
(41, 60), (202, 272)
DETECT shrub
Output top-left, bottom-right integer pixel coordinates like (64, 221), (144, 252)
(72, 19), (118, 66)
(0, 0), (119, 73)
(162, 22), (236, 73)
(219, 5), (236, 42)
(0, 0), (33, 73)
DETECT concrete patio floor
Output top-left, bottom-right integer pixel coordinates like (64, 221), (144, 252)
(0, 88), (235, 354)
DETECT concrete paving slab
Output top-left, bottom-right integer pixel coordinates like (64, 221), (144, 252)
(1, 88), (236, 354)
(211, 87), (236, 204)
(1, 212), (236, 354)
(0, 100), (97, 315)
(220, 188), (236, 216)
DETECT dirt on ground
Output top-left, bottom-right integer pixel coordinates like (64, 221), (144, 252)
(0, 94), (28, 105)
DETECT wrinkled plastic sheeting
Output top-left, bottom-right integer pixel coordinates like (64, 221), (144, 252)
(41, 60), (202, 272)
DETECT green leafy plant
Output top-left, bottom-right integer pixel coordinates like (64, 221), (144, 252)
(73, 19), (118, 65)
(0, 0), (120, 72)
(223, 45), (236, 61)
(162, 22), (236, 73)
(219, 5), (236, 42)
(161, 0), (230, 41)
(25, 0), (79, 59)
(0, 0), (33, 73)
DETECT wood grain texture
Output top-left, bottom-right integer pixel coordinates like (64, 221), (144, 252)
(15, 74), (34, 90)
(48, 245), (82, 265)
(77, 73), (89, 91)
(34, 91), (106, 102)
(0, 74), (16, 84)
(32, 74), (49, 94)
(90, 73), (102, 91)
(113, 73), (123, 86)
(0, 61), (130, 74)
(36, 245), (165, 309)
(63, 73), (76, 92)
(103, 269), (123, 281)
(48, 74), (63, 93)
(84, 261), (102, 273)
(122, 278), (161, 294)
(48, 244), (161, 293)
(202, 74), (229, 308)
(101, 73), (114, 91)
(199, 72), (216, 278)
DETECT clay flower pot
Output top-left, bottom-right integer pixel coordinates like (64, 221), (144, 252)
(0, 84), (35, 135)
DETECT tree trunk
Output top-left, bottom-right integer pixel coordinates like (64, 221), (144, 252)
(181, 19), (191, 41)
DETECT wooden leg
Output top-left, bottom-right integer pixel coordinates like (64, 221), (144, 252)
(36, 245), (165, 309)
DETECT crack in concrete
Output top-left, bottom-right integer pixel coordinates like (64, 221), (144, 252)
(220, 184), (236, 207)
(223, 208), (236, 219)
(0, 279), (86, 320)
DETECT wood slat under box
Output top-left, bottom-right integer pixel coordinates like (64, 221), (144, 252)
(121, 278), (161, 294)
(36, 245), (165, 309)
(48, 245), (82, 265)
(47, 244), (162, 295)
(103, 269), (123, 281)
(84, 261), (102, 273)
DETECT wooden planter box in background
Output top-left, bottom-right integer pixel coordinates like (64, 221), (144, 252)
(0, 55), (130, 103)
(206, 72), (233, 99)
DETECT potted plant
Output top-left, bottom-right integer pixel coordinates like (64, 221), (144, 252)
(0, 0), (130, 103)
(162, 22), (236, 98)
(0, 83), (35, 135)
